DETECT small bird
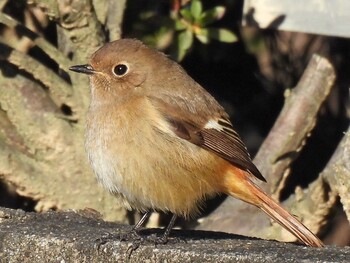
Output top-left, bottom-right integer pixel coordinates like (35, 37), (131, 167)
(69, 38), (323, 247)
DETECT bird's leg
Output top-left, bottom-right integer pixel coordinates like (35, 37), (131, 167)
(120, 211), (152, 241)
(161, 214), (177, 242)
(132, 211), (152, 232)
(147, 214), (177, 244)
(94, 211), (152, 249)
(125, 214), (179, 259)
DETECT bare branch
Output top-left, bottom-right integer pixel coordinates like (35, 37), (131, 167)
(198, 54), (336, 242)
(28, 0), (106, 111)
(0, 43), (74, 109)
(0, 12), (72, 70)
(323, 128), (350, 220)
(105, 0), (126, 40)
(255, 54), (336, 196)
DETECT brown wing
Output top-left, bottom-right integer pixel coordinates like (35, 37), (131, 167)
(148, 96), (266, 182)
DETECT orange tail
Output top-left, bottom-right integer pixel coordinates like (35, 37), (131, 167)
(222, 167), (324, 247)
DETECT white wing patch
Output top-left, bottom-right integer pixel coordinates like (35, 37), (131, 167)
(204, 119), (225, 131)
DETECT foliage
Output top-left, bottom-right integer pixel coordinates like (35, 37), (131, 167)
(125, 0), (237, 61)
(174, 0), (237, 60)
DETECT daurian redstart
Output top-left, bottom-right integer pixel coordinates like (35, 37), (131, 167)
(69, 39), (323, 247)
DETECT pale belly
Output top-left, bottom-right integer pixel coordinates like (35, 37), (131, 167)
(85, 101), (223, 218)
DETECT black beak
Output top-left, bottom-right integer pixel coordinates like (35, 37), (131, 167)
(69, 64), (95, 75)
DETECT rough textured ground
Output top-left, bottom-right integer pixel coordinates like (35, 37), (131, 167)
(0, 207), (348, 262)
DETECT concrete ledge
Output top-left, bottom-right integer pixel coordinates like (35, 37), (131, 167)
(0, 207), (348, 262)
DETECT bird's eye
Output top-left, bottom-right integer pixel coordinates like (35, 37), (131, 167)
(113, 64), (128, 76)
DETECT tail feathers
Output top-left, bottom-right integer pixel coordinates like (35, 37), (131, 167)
(256, 188), (324, 247)
(223, 167), (324, 247)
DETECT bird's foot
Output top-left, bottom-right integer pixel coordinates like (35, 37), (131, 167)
(94, 231), (119, 249)
(94, 228), (142, 250)
(120, 228), (143, 242)
(145, 233), (169, 245)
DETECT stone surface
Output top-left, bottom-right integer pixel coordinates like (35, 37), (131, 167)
(0, 207), (348, 262)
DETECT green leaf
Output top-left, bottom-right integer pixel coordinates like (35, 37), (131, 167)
(208, 28), (237, 43)
(154, 27), (174, 49)
(190, 0), (202, 20)
(180, 8), (193, 23)
(195, 28), (210, 44)
(178, 29), (193, 50)
(175, 19), (187, 30)
(177, 29), (193, 61)
(213, 6), (225, 19)
(199, 6), (226, 26)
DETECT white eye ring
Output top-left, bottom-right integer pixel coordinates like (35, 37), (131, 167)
(112, 62), (129, 77)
